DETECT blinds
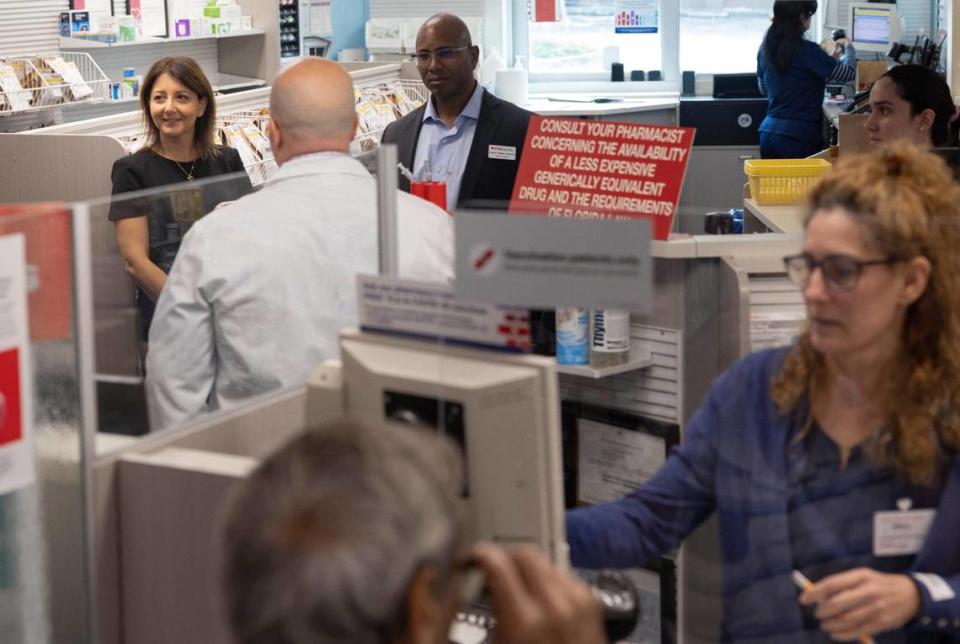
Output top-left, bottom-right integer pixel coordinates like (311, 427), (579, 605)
(0, 0), (69, 55)
(368, 0), (482, 18)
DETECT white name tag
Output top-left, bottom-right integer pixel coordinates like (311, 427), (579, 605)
(873, 508), (935, 556)
(488, 144), (517, 161)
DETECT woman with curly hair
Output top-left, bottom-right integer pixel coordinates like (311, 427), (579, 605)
(567, 141), (960, 642)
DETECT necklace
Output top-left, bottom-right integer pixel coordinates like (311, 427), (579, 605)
(174, 158), (198, 181)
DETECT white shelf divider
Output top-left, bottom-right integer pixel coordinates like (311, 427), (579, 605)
(556, 343), (654, 379)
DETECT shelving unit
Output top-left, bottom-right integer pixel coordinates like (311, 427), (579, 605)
(58, 28), (266, 49)
(211, 72), (266, 92)
(0, 51), (110, 117)
(556, 344), (655, 378)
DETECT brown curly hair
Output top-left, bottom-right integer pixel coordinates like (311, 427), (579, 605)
(771, 141), (960, 484)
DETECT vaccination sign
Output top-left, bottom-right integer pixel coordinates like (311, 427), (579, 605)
(509, 116), (695, 240)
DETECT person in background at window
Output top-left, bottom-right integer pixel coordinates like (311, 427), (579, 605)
(568, 142), (960, 641)
(866, 64), (960, 148)
(222, 422), (605, 644)
(757, 1), (856, 158)
(109, 56), (253, 347)
(381, 13), (532, 211)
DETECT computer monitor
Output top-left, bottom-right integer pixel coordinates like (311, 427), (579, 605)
(306, 328), (569, 566)
(849, 2), (901, 54)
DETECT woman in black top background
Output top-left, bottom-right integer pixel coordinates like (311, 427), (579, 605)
(109, 56), (253, 341)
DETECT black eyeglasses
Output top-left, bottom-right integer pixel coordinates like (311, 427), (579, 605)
(413, 46), (470, 65)
(783, 253), (898, 291)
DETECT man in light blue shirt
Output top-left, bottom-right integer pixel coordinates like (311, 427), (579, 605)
(382, 13), (533, 211)
(413, 80), (483, 210)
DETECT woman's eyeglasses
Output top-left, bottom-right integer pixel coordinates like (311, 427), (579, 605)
(783, 253), (898, 291)
(413, 46), (470, 65)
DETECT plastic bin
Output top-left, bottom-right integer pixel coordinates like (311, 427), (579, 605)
(744, 158), (831, 205)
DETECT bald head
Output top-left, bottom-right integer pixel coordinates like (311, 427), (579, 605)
(269, 59), (357, 161)
(415, 14), (479, 107)
(418, 13), (473, 48)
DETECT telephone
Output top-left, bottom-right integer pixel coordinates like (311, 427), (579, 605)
(449, 570), (640, 644)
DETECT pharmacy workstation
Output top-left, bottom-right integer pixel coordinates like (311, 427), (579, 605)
(2, 1), (960, 643)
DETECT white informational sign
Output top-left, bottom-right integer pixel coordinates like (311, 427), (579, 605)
(308, 0), (332, 35)
(0, 235), (36, 496)
(750, 311), (806, 351)
(357, 275), (533, 352)
(366, 18), (403, 49)
(577, 418), (665, 505)
(455, 212), (652, 311)
(615, 0), (659, 34)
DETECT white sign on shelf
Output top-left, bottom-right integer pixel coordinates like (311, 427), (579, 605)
(455, 212), (652, 311)
(357, 275), (533, 352)
(0, 234), (36, 496)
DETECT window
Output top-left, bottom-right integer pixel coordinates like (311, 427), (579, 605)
(515, 0), (773, 83)
(679, 0), (770, 74)
(527, 0), (663, 77)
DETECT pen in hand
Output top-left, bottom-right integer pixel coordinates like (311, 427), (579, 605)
(792, 570), (875, 644)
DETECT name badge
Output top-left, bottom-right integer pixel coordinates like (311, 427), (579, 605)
(873, 504), (935, 557)
(488, 145), (517, 161)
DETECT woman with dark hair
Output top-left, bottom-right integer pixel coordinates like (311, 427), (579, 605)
(757, 0), (856, 158)
(866, 64), (960, 147)
(109, 56), (253, 343)
(568, 142), (960, 641)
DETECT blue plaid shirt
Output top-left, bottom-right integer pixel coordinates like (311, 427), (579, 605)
(567, 348), (960, 643)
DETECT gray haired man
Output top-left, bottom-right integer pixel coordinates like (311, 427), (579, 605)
(221, 423), (605, 644)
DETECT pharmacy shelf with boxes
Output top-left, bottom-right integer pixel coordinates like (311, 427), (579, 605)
(24, 64), (426, 189)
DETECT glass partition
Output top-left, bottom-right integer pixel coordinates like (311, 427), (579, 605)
(0, 203), (95, 644)
(82, 171), (267, 437)
(70, 160), (808, 643)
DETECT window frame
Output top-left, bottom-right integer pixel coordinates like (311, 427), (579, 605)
(513, 0), (680, 91)
(511, 0), (816, 93)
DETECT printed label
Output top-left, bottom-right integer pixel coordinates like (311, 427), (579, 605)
(488, 145), (517, 161)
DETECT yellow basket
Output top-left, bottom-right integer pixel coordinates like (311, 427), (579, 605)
(744, 158), (831, 205)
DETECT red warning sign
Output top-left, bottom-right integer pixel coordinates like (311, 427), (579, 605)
(509, 116), (695, 240)
(0, 348), (22, 447)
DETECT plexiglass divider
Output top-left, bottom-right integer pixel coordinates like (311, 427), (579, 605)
(1, 151), (803, 643)
(0, 204), (95, 644)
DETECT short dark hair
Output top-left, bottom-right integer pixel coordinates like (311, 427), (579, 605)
(139, 56), (219, 159)
(221, 422), (465, 644)
(880, 65), (958, 147)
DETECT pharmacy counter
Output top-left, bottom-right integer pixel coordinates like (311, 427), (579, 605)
(742, 198), (805, 234)
(526, 94), (679, 126)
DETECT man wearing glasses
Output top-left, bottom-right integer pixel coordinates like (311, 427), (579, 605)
(382, 13), (533, 211)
